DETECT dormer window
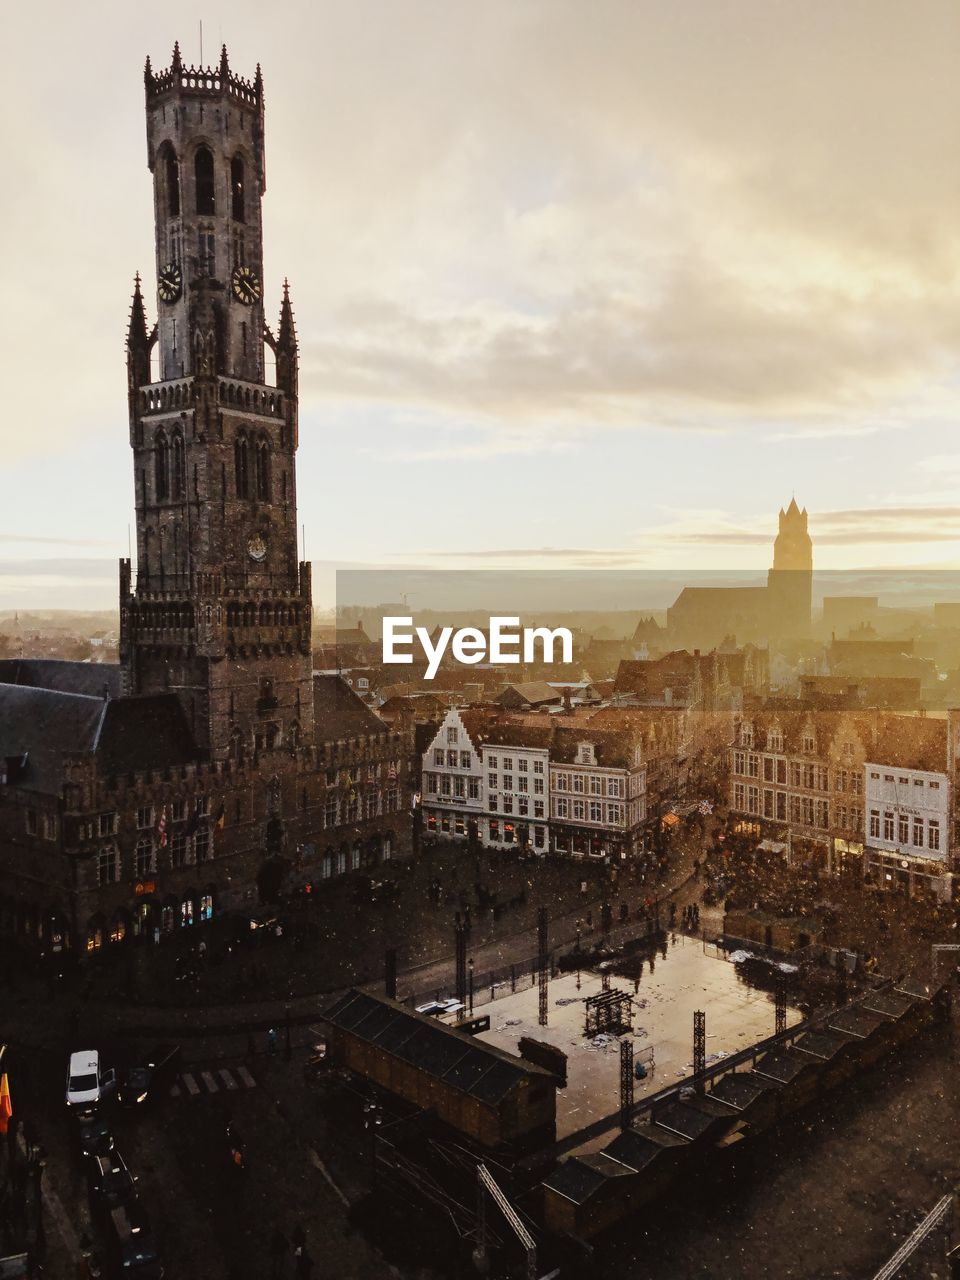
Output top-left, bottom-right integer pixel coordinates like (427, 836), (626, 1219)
(767, 730), (783, 752)
(741, 723), (753, 747)
(578, 743), (596, 765)
(802, 734), (816, 753)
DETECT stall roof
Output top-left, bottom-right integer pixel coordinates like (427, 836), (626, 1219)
(861, 990), (916, 1021)
(827, 1008), (886, 1040)
(708, 1072), (775, 1111)
(542, 1153), (632, 1206)
(605, 1126), (686, 1171)
(653, 1096), (732, 1141)
(793, 1030), (854, 1061)
(754, 1048), (811, 1085)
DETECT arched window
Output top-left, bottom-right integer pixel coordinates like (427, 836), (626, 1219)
(234, 432), (249, 498)
(171, 432), (186, 499)
(195, 146), (215, 215)
(154, 430), (169, 501)
(255, 436), (270, 501)
(163, 145), (180, 217)
(231, 155), (245, 223)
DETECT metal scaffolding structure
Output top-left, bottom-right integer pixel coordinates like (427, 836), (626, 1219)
(475, 1162), (538, 1280)
(619, 1039), (634, 1130)
(870, 1194), (954, 1280)
(775, 980), (787, 1035)
(693, 1010), (706, 1091)
(537, 908), (549, 1027)
(585, 988), (633, 1038)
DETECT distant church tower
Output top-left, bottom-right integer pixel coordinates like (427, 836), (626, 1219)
(767, 498), (813, 640)
(120, 44), (314, 758)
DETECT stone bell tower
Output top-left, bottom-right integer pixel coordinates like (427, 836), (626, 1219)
(767, 497), (813, 641)
(120, 44), (313, 759)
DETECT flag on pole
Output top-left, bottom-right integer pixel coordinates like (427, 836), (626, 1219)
(215, 802), (225, 831)
(0, 1074), (12, 1135)
(156, 805), (168, 849)
(388, 762), (398, 783)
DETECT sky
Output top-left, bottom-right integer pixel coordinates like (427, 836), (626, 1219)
(3, 0), (960, 609)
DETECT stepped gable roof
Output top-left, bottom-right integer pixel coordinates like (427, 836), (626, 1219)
(741, 709), (877, 755)
(0, 658), (122, 699)
(869, 714), (947, 773)
(0, 684), (105, 794)
(313, 673), (388, 743)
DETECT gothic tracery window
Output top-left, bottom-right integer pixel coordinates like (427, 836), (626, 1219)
(172, 431), (186, 499)
(231, 154), (245, 223)
(154, 430), (169, 501)
(161, 143), (180, 217)
(235, 432), (249, 498)
(255, 436), (270, 501)
(195, 146), (215, 215)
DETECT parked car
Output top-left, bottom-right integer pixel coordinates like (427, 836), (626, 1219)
(118, 1046), (182, 1107)
(105, 1203), (163, 1278)
(66, 1050), (116, 1116)
(76, 1114), (115, 1157)
(87, 1150), (138, 1211)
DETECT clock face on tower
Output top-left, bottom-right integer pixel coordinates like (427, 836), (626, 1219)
(232, 265), (262, 306)
(157, 264), (182, 303)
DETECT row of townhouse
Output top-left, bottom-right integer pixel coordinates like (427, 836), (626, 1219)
(728, 708), (960, 899)
(420, 707), (652, 860)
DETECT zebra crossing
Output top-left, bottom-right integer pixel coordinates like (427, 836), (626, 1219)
(170, 1064), (258, 1099)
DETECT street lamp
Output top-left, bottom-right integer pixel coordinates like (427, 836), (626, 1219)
(468, 957), (474, 1016)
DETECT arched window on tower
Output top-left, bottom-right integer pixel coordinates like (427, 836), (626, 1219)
(163, 144), (180, 217)
(234, 432), (249, 498)
(171, 431), (186, 500)
(154, 430), (169, 501)
(255, 436), (271, 501)
(231, 155), (245, 223)
(195, 146), (215, 215)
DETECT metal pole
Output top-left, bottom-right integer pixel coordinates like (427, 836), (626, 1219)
(693, 1010), (706, 1092)
(538, 907), (548, 1027)
(468, 958), (474, 1016)
(620, 1039), (634, 1130)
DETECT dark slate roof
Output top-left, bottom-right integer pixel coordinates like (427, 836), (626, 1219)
(793, 1030), (854, 1062)
(313, 674), (388, 743)
(604, 1126), (686, 1171)
(0, 658), (122, 699)
(550, 725), (638, 769)
(895, 977), (934, 1002)
(860, 991), (916, 1021)
(541, 1154), (633, 1206)
(753, 1048), (811, 1084)
(652, 1097), (732, 1141)
(0, 684), (105, 794)
(827, 1008), (886, 1040)
(708, 1071), (776, 1111)
(322, 989), (554, 1105)
(93, 696), (197, 775)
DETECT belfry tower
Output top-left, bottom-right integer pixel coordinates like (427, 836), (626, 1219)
(767, 497), (813, 640)
(120, 44), (314, 758)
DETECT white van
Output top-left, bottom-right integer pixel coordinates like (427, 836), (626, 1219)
(66, 1050), (116, 1111)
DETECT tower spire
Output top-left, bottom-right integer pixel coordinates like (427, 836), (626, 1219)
(278, 278), (297, 351)
(171, 40), (183, 72)
(219, 43), (229, 78)
(126, 273), (149, 350)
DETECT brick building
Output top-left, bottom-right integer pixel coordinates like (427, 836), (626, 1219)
(0, 47), (412, 955)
